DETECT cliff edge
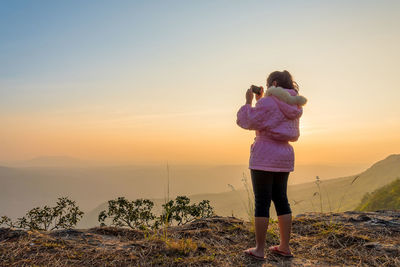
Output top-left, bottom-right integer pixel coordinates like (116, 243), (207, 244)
(0, 211), (399, 266)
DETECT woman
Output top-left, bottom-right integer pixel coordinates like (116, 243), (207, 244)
(237, 70), (307, 260)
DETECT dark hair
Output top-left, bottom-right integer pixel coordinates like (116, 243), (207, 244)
(266, 70), (299, 91)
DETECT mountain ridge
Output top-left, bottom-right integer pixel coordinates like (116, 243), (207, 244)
(1, 154), (399, 227)
(80, 154), (400, 228)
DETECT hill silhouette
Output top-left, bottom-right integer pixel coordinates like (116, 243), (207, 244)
(8, 156), (87, 168)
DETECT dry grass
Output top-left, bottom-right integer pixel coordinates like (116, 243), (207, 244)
(291, 211), (400, 266)
(1, 212), (399, 266)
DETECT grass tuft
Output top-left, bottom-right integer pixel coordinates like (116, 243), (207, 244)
(165, 238), (198, 256)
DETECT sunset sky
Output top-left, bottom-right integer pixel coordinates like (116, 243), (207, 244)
(1, 0), (399, 166)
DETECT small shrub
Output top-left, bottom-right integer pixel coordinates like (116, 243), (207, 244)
(98, 197), (156, 230)
(99, 196), (215, 230)
(159, 196), (215, 226)
(0, 215), (14, 228)
(2, 197), (84, 230)
(159, 199), (175, 226)
(195, 200), (215, 218)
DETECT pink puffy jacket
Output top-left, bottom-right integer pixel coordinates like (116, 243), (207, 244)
(236, 86), (307, 172)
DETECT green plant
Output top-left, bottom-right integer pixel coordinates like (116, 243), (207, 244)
(159, 199), (174, 226)
(228, 172), (255, 229)
(159, 196), (215, 226)
(309, 176), (334, 213)
(11, 197), (84, 231)
(356, 178), (400, 211)
(0, 216), (14, 228)
(160, 161), (171, 242)
(98, 197), (156, 230)
(158, 164), (214, 244)
(311, 176), (338, 225)
(314, 176), (323, 213)
(242, 173), (255, 224)
(266, 227), (279, 242)
(290, 198), (306, 214)
(165, 238), (198, 256)
(337, 175), (360, 212)
(195, 200), (214, 218)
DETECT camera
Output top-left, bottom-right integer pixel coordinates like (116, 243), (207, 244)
(250, 85), (263, 95)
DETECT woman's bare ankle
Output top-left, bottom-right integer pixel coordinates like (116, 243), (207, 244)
(278, 244), (291, 253)
(254, 246), (265, 254)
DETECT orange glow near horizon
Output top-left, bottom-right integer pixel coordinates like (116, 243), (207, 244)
(1, 106), (399, 166)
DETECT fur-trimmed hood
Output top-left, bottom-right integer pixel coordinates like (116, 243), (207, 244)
(266, 86), (307, 106)
(265, 86), (307, 120)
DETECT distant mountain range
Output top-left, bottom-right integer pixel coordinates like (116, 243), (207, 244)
(0, 162), (250, 219)
(5, 156), (91, 168)
(1, 154), (398, 228)
(80, 154), (400, 228)
(2, 155), (370, 182)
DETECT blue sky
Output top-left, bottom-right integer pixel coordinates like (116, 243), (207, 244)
(1, 1), (399, 107)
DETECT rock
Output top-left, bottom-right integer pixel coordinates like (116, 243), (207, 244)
(382, 244), (399, 253)
(356, 214), (371, 221)
(50, 229), (82, 237)
(364, 242), (399, 254)
(0, 228), (27, 240)
(364, 242), (381, 249)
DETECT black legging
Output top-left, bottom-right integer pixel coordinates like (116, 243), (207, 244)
(250, 169), (292, 218)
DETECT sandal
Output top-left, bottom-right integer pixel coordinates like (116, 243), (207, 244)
(269, 246), (294, 258)
(243, 248), (266, 261)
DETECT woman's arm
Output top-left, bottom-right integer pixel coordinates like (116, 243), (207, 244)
(236, 92), (273, 130)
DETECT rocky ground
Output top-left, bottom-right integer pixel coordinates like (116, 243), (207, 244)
(0, 211), (399, 266)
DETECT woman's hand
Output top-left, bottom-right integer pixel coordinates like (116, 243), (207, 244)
(255, 88), (264, 101)
(246, 89), (253, 105)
